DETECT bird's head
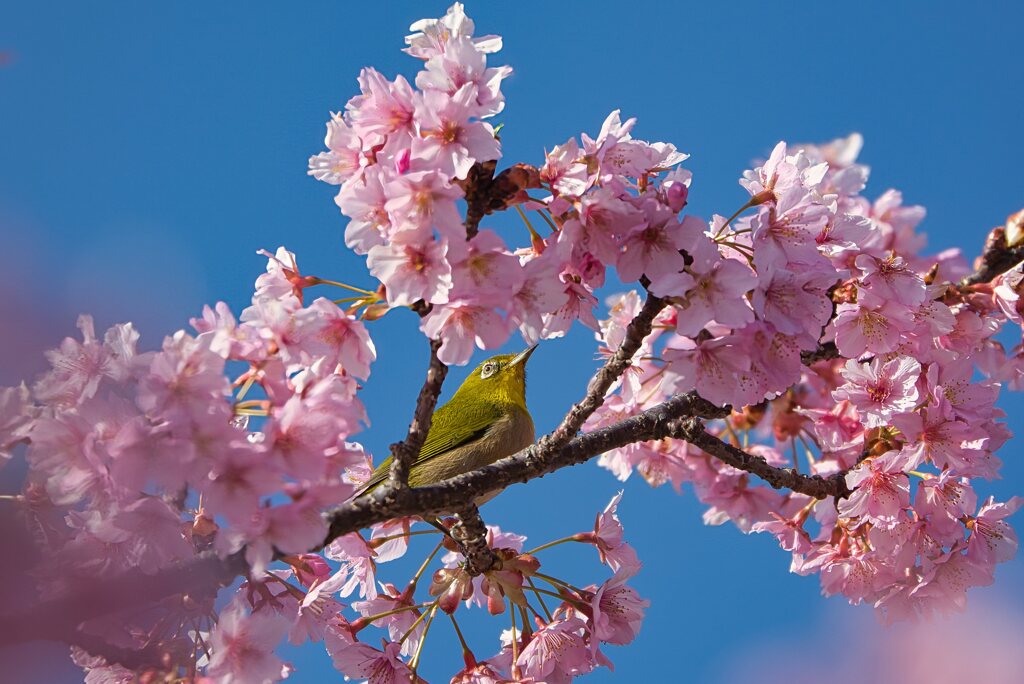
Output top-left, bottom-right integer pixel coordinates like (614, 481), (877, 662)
(453, 345), (537, 409)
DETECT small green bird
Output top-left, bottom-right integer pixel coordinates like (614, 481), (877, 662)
(356, 345), (537, 498)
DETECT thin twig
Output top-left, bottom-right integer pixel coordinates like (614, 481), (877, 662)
(387, 338), (448, 490)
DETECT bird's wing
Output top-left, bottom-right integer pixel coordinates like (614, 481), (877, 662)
(355, 399), (504, 496)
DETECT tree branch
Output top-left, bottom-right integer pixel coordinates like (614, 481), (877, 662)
(544, 292), (666, 449)
(960, 222), (1024, 287)
(450, 504), (499, 576)
(674, 424), (851, 499)
(800, 341), (840, 366)
(324, 391), (729, 541)
(459, 161), (541, 239)
(387, 338), (447, 489)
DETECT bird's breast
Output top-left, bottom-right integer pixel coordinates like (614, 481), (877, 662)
(408, 407), (535, 487)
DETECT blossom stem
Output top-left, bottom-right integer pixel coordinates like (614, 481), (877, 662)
(509, 599), (519, 667)
(448, 613), (473, 660)
(262, 573), (306, 600)
(525, 576), (553, 621)
(534, 572), (585, 596)
(399, 598), (440, 645)
(716, 240), (755, 256)
(535, 207), (559, 232)
(530, 586), (589, 609)
(723, 422), (742, 447)
(523, 536), (581, 555)
(233, 399), (267, 410)
(234, 374), (257, 403)
(409, 604), (438, 675)
(355, 602), (433, 628)
(232, 408), (268, 417)
(797, 434), (818, 468)
(408, 540), (445, 592)
(310, 277), (377, 296)
(714, 198), (756, 237)
(514, 204), (541, 241)
(368, 529), (440, 547)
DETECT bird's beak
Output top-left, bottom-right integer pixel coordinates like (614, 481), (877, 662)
(509, 344), (538, 368)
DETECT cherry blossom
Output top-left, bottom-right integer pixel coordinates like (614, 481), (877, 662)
(832, 356), (921, 428)
(206, 600), (290, 684)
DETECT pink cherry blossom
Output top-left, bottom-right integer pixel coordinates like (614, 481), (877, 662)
(420, 300), (512, 366)
(657, 256), (756, 336)
(615, 202), (689, 282)
(33, 315), (140, 408)
(293, 297), (377, 379)
(308, 115), (366, 186)
(751, 267), (835, 342)
(751, 510), (814, 554)
(367, 239), (453, 307)
(336, 167), (393, 254)
(967, 496), (1022, 566)
(750, 200), (830, 271)
(891, 399), (988, 473)
(509, 251), (568, 344)
(586, 575), (649, 646)
(580, 491), (641, 578)
(831, 296), (916, 358)
(839, 454), (911, 527)
(581, 110), (637, 175)
(412, 85), (501, 180)
(598, 290), (643, 351)
(383, 170), (465, 242)
(855, 251), (926, 306)
(662, 335), (752, 407)
(404, 2), (502, 60)
(347, 68), (416, 144)
(207, 599), (290, 684)
(832, 356), (921, 428)
(914, 471), (976, 545)
(449, 230), (526, 307)
(516, 617), (596, 683)
(352, 584), (424, 657)
(328, 639), (413, 684)
(415, 35), (510, 117)
(739, 141), (798, 201)
(541, 137), (590, 197)
(911, 548), (993, 615)
(541, 273), (600, 338)
(699, 466), (785, 532)
(324, 532), (379, 599)
(800, 400), (864, 457)
(0, 383), (34, 464)
(203, 445), (282, 524)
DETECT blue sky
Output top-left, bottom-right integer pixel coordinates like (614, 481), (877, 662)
(3, 2), (1024, 682)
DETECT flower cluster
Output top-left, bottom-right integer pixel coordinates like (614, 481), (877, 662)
(587, 134), (1022, 622)
(308, 3), (695, 364)
(3, 244), (377, 679)
(308, 493), (648, 684)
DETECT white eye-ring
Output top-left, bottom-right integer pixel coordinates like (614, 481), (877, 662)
(481, 362), (497, 379)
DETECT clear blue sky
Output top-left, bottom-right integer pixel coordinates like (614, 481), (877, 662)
(2, 2), (1023, 682)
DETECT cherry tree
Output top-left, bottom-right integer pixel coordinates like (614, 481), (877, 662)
(1, 4), (1022, 682)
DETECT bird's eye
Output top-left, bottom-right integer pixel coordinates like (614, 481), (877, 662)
(481, 363), (496, 379)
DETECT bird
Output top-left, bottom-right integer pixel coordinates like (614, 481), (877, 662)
(354, 345), (537, 501)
